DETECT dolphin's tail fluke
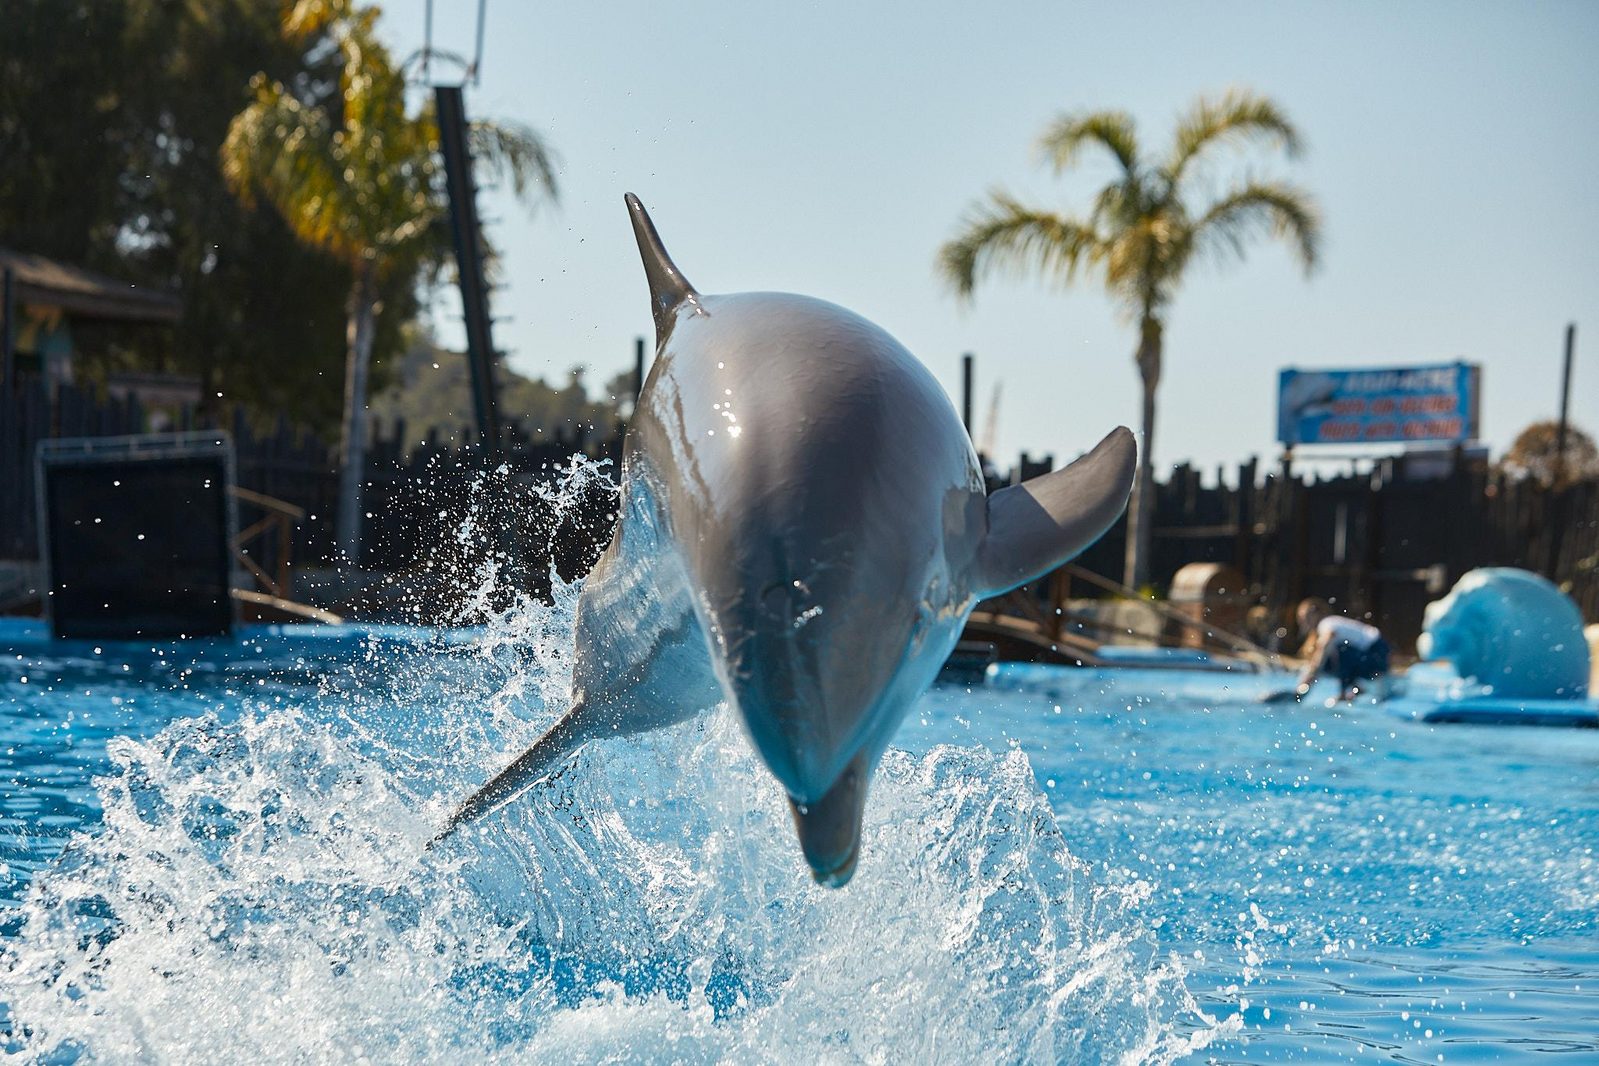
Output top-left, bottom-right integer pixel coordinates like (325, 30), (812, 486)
(426, 704), (589, 849)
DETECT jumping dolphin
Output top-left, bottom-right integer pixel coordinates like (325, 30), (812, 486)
(433, 194), (1136, 886)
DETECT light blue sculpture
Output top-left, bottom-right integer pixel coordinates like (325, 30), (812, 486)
(433, 195), (1136, 885)
(1417, 567), (1589, 699)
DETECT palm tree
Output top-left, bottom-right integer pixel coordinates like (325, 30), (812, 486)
(940, 89), (1321, 591)
(221, 0), (557, 564)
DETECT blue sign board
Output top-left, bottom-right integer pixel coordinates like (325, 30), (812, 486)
(1277, 362), (1480, 447)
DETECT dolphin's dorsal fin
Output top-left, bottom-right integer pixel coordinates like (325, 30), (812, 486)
(626, 193), (699, 342)
(972, 427), (1137, 596)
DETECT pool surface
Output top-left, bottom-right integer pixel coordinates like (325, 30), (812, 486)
(2, 612), (1595, 1063)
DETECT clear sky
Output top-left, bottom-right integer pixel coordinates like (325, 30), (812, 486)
(377, 0), (1597, 479)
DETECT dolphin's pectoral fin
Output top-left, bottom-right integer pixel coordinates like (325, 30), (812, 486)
(626, 193), (700, 342)
(787, 752), (870, 888)
(566, 488), (726, 736)
(427, 702), (590, 849)
(430, 467), (726, 852)
(973, 426), (1137, 596)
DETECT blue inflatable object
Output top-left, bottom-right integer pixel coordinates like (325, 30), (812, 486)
(1417, 567), (1588, 700)
(1094, 645), (1258, 671)
(1393, 569), (1596, 727)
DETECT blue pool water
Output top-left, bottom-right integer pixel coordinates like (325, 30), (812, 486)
(1, 607), (1595, 1063)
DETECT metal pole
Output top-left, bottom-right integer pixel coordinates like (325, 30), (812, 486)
(2, 267), (14, 401)
(1544, 323), (1577, 580)
(1553, 322), (1575, 485)
(422, 0), (433, 82)
(472, 0), (488, 85)
(435, 84), (502, 457)
(1, 268), (13, 559)
(961, 352), (973, 439)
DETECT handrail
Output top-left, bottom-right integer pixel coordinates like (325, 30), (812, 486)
(1060, 563), (1283, 669)
(228, 485), (305, 519)
(229, 487), (302, 598)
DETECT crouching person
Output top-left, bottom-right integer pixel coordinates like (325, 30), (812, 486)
(1291, 597), (1391, 702)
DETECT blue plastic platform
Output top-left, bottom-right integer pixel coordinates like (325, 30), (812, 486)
(1093, 645), (1260, 672)
(0, 615), (472, 663)
(1383, 697), (1599, 728)
(1384, 660), (1597, 728)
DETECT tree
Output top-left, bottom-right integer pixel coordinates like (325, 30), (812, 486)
(0, 0), (400, 434)
(221, 0), (557, 564)
(0, 3), (131, 269)
(369, 330), (631, 449)
(117, 0), (366, 427)
(1502, 420), (1599, 488)
(939, 90), (1321, 590)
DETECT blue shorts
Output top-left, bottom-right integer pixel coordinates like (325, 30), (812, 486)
(1324, 637), (1390, 687)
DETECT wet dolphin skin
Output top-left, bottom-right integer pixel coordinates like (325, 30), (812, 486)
(435, 195), (1136, 885)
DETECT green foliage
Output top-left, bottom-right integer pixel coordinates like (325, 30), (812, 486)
(0, 0), (404, 434)
(940, 88), (1321, 320)
(1163, 89), (1302, 183)
(216, 0), (557, 459)
(369, 334), (630, 448)
(1038, 110), (1141, 176)
(221, 23), (435, 268)
(0, 4), (131, 268)
(221, 0), (556, 278)
(0, 0), (553, 439)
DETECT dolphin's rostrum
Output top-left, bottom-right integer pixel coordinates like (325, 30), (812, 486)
(433, 194), (1136, 886)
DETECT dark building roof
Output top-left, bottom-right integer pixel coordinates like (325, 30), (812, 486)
(0, 248), (181, 324)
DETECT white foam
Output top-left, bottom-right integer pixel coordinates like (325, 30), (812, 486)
(2, 694), (1232, 1062)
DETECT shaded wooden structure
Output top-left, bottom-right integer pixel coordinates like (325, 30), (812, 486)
(0, 248), (181, 326)
(2, 378), (621, 622)
(962, 565), (1280, 670)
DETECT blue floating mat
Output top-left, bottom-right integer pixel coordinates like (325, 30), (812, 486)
(1093, 645), (1260, 672)
(1384, 696), (1599, 728)
(0, 614), (472, 663)
(1385, 660), (1598, 728)
(1096, 645), (1220, 666)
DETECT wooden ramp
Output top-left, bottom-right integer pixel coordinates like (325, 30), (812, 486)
(961, 610), (1105, 667)
(959, 565), (1281, 672)
(231, 589), (343, 625)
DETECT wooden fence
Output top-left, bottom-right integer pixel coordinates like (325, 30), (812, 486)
(1, 379), (623, 607)
(4, 379), (1595, 646)
(1067, 454), (1598, 651)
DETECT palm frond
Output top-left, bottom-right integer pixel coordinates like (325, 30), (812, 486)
(222, 76), (357, 260)
(282, 0), (348, 41)
(469, 119), (560, 205)
(1164, 88), (1303, 186)
(226, 1), (559, 277)
(1101, 218), (1180, 314)
(1191, 180), (1322, 274)
(937, 192), (1103, 299)
(1036, 110), (1140, 177)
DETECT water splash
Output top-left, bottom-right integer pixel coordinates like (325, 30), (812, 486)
(4, 711), (1229, 1061)
(2, 458), (1231, 1062)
